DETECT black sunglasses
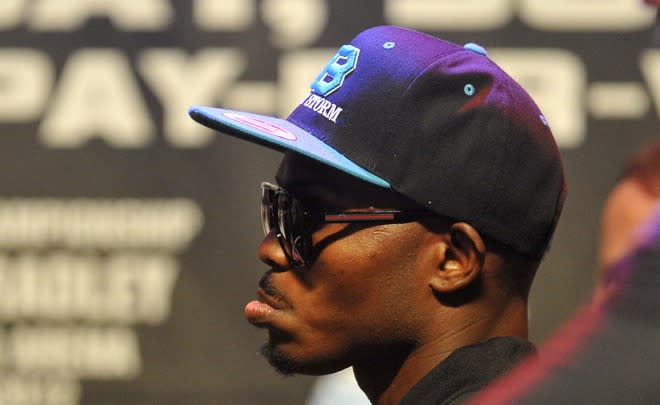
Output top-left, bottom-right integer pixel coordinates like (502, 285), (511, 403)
(260, 182), (435, 267)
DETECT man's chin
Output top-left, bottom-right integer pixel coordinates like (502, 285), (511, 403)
(260, 328), (355, 375)
(261, 342), (299, 376)
(260, 339), (350, 376)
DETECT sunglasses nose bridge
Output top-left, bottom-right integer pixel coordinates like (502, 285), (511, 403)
(258, 229), (295, 271)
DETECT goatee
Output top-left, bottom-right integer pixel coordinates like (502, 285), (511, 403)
(261, 341), (298, 375)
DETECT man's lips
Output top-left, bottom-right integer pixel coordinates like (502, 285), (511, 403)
(244, 288), (284, 325)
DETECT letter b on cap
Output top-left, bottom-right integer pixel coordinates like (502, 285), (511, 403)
(311, 45), (359, 97)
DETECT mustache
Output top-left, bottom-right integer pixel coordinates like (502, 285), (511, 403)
(258, 270), (293, 309)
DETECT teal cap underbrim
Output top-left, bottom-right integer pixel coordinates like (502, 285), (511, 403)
(189, 106), (391, 189)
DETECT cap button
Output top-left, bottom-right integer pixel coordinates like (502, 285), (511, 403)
(464, 42), (488, 56)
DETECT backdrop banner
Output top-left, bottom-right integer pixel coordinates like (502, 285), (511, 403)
(0, 1), (657, 404)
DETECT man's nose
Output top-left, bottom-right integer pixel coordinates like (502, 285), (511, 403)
(258, 231), (292, 271)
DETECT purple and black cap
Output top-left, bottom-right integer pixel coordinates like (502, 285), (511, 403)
(189, 26), (567, 260)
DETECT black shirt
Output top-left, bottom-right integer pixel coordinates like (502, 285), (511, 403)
(399, 337), (536, 405)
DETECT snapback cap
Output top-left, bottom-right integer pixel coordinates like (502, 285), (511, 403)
(189, 25), (567, 260)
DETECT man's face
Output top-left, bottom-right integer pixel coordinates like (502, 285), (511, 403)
(245, 154), (442, 375)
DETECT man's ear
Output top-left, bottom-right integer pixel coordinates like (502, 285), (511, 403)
(429, 222), (486, 294)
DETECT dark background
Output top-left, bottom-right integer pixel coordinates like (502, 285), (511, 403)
(0, 1), (657, 404)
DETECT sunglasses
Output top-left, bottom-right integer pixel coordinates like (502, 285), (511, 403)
(260, 182), (435, 267)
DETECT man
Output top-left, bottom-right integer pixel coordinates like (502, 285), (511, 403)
(189, 26), (566, 404)
(466, 140), (660, 405)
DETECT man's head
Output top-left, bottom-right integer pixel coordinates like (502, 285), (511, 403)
(189, 26), (566, 376)
(192, 26), (566, 259)
(599, 140), (660, 271)
(253, 153), (544, 376)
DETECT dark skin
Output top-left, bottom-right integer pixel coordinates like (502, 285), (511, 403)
(246, 153), (534, 405)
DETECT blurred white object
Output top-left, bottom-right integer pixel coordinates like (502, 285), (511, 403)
(306, 368), (370, 405)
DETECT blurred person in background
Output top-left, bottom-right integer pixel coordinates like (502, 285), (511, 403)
(599, 140), (660, 273)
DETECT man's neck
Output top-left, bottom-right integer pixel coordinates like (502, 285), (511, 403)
(353, 303), (529, 404)
(355, 342), (455, 405)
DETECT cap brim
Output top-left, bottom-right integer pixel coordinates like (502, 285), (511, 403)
(189, 106), (390, 188)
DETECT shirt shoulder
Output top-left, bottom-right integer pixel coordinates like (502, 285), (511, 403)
(399, 337), (536, 405)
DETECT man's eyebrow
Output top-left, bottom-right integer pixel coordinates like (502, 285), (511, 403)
(280, 179), (348, 209)
(292, 186), (336, 208)
(275, 171), (317, 188)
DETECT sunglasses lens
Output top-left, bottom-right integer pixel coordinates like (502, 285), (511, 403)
(277, 192), (309, 266)
(261, 183), (310, 267)
(260, 185), (276, 235)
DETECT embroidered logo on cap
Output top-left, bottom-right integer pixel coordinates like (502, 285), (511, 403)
(311, 44), (360, 97)
(222, 112), (296, 141)
(300, 93), (343, 123)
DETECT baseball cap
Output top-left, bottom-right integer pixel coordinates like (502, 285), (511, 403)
(189, 25), (567, 260)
